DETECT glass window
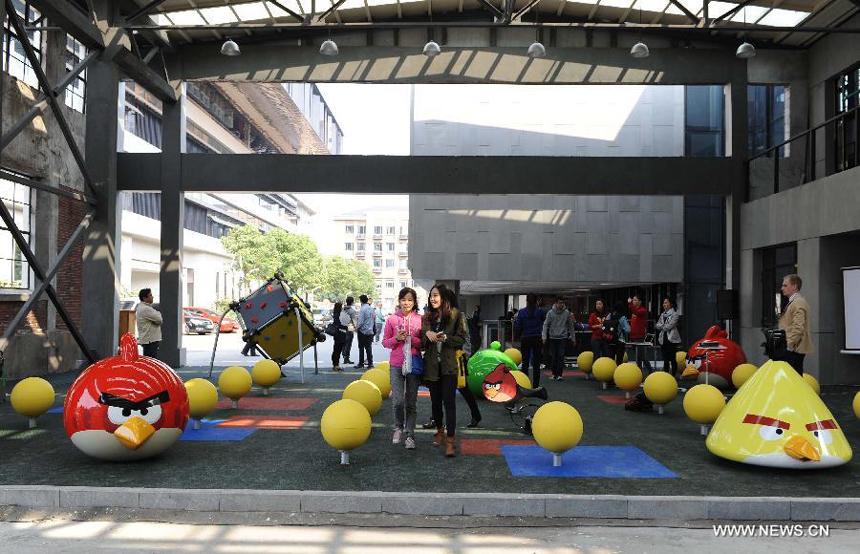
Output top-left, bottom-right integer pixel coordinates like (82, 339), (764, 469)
(373, 259), (382, 268)
(400, 281), (408, 288)
(0, 173), (32, 290)
(344, 242), (353, 251)
(387, 242), (395, 251)
(399, 259), (408, 269)
(356, 242), (365, 251)
(748, 85), (787, 157)
(685, 86), (725, 157)
(357, 225), (365, 234)
(374, 226), (382, 235)
(2, 1), (42, 89)
(64, 35), (86, 113)
(835, 64), (859, 172)
(345, 225), (354, 233)
(374, 243), (382, 252)
(385, 259), (394, 268)
(386, 280), (395, 288)
(386, 226), (396, 235)
(760, 243), (797, 328)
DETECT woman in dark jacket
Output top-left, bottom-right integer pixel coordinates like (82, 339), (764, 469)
(422, 284), (467, 457)
(331, 302), (346, 371)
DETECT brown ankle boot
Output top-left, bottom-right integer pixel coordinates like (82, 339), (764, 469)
(433, 429), (444, 447)
(445, 436), (456, 457)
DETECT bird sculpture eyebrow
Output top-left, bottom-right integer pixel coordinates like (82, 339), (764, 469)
(742, 414), (790, 429)
(98, 391), (170, 410)
(805, 419), (838, 431)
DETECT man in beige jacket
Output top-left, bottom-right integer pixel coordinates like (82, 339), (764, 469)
(777, 274), (813, 374)
(135, 288), (163, 359)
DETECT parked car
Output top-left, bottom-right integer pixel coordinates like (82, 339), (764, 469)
(184, 310), (215, 335)
(184, 307), (239, 333)
(312, 308), (332, 327)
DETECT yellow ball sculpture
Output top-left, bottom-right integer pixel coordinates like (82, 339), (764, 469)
(576, 351), (594, 376)
(10, 377), (54, 428)
(504, 348), (523, 367)
(218, 366), (252, 408)
(343, 379), (382, 416)
(592, 357), (617, 389)
(532, 401), (584, 467)
(802, 373), (820, 395)
(185, 378), (218, 429)
(731, 363), (758, 389)
(644, 371), (678, 413)
(510, 370), (532, 389)
(375, 361), (390, 372)
(321, 399), (372, 465)
(252, 359), (281, 395)
(854, 392), (860, 419)
(676, 350), (687, 368)
(623, 351), (629, 364)
(683, 384), (726, 435)
(361, 368), (391, 398)
(613, 363), (643, 397)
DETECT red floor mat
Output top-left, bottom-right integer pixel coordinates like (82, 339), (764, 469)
(460, 438), (536, 455)
(542, 370), (587, 378)
(596, 394), (630, 404)
(216, 397), (318, 410)
(216, 416), (309, 429)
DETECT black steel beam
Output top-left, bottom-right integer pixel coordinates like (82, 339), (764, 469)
(668, 0), (700, 25)
(117, 153), (741, 196)
(6, 1), (97, 198)
(267, 0), (305, 22)
(28, 0), (104, 49)
(513, 0), (542, 21)
(712, 0), (755, 24)
(0, 210), (95, 349)
(125, 0), (169, 24)
(0, 195), (96, 364)
(109, 43), (179, 103)
(1, 50), (98, 151)
(0, 170), (97, 205)
(316, 0), (348, 22)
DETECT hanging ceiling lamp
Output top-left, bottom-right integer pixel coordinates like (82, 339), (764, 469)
(630, 41), (650, 58)
(423, 40), (441, 57)
(320, 39), (339, 56)
(220, 39), (240, 56)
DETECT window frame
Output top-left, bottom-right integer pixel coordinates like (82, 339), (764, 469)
(2, 1), (44, 89)
(0, 171), (35, 293)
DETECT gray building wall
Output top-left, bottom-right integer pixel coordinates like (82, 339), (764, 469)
(0, 27), (87, 379)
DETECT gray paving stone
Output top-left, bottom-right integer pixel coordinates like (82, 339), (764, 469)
(301, 492), (384, 514)
(59, 488), (140, 509)
(138, 490), (221, 511)
(791, 499), (860, 522)
(381, 494), (465, 516)
(219, 490), (301, 512)
(462, 494), (545, 517)
(707, 498), (792, 521)
(545, 495), (628, 518)
(0, 486), (59, 508)
(627, 496), (709, 520)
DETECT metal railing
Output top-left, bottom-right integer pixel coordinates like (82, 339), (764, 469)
(748, 105), (859, 201)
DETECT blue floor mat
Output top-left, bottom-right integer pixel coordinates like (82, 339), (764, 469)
(46, 407), (63, 414)
(500, 445), (678, 478)
(180, 420), (256, 441)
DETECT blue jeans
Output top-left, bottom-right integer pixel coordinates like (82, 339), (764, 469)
(390, 366), (420, 437)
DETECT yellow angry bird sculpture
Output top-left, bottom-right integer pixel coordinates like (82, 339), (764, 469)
(706, 360), (852, 469)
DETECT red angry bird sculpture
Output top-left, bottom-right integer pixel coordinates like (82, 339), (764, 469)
(483, 364), (518, 403)
(63, 333), (190, 461)
(682, 325), (747, 390)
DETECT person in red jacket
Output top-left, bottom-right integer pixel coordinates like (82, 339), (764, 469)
(588, 300), (608, 359)
(628, 293), (652, 373)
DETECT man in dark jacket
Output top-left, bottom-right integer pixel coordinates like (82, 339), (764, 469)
(515, 295), (547, 386)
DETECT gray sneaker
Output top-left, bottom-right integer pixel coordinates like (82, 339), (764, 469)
(404, 436), (416, 450)
(392, 429), (403, 444)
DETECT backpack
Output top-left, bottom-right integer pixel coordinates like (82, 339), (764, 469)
(624, 392), (654, 412)
(602, 316), (620, 341)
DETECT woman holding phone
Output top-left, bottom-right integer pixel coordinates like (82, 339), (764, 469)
(381, 287), (423, 450)
(422, 283), (467, 457)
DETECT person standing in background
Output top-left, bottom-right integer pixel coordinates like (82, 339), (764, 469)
(356, 294), (375, 369)
(655, 297), (682, 377)
(588, 300), (608, 359)
(342, 296), (357, 365)
(515, 295), (547, 387)
(628, 293), (651, 373)
(776, 274), (813, 374)
(135, 288), (163, 359)
(374, 301), (386, 343)
(542, 297), (575, 381)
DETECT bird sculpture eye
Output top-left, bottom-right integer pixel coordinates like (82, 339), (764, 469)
(813, 430), (833, 445)
(758, 426), (784, 441)
(107, 404), (163, 426)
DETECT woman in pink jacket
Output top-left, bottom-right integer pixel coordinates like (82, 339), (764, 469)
(382, 287), (423, 450)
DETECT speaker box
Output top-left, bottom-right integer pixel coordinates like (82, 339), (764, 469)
(716, 289), (738, 320)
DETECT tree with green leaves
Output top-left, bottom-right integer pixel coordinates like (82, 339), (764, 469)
(319, 256), (377, 302)
(267, 229), (324, 293)
(220, 224), (277, 293)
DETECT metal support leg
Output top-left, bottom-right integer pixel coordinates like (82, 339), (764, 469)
(314, 342), (318, 375)
(340, 450), (350, 465)
(295, 307), (305, 384)
(208, 309), (231, 379)
(552, 453), (562, 467)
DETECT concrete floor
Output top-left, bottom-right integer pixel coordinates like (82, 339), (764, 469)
(0, 517), (856, 553)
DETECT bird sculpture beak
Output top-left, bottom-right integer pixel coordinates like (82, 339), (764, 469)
(114, 417), (156, 449)
(485, 388), (497, 399)
(681, 366), (700, 379)
(784, 435), (820, 462)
